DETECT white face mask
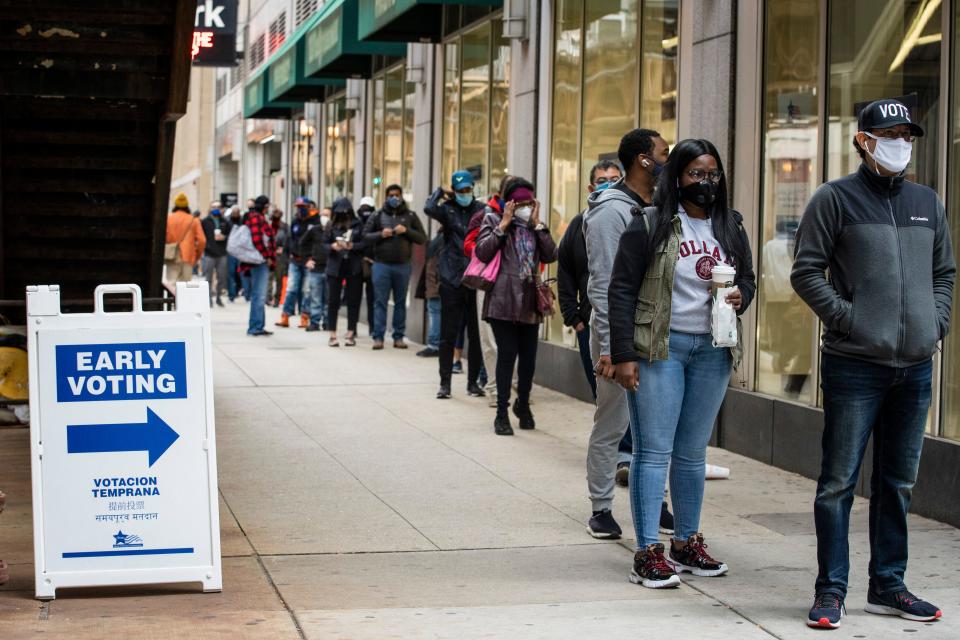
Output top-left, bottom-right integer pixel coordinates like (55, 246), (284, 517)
(320, 215), (331, 227)
(514, 206), (533, 224)
(863, 132), (912, 174)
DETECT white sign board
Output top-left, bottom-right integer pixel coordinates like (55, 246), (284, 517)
(27, 283), (222, 599)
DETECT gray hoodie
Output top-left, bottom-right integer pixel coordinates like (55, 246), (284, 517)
(583, 185), (647, 356)
(791, 164), (955, 368)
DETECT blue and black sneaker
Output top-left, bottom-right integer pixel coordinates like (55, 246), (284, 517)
(807, 592), (845, 629)
(865, 588), (942, 622)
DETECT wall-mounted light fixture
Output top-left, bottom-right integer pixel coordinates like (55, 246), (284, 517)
(502, 0), (529, 40)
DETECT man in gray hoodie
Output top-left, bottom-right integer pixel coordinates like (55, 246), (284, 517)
(792, 98), (953, 630)
(582, 128), (669, 539)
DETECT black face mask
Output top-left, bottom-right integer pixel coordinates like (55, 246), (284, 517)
(679, 180), (718, 208)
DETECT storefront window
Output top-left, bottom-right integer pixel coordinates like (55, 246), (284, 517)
(442, 43), (460, 187)
(941, 3), (960, 442)
(547, 0), (678, 344)
(371, 76), (385, 204)
(370, 62), (415, 207)
(755, 0), (820, 403)
(441, 19), (511, 202)
(826, 0), (941, 187)
(323, 98), (355, 206)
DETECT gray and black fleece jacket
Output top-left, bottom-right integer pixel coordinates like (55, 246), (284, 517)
(791, 164), (956, 368)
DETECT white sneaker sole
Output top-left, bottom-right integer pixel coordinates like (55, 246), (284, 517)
(864, 602), (941, 622)
(807, 604), (845, 629)
(629, 569), (681, 589)
(671, 561), (728, 577)
(586, 525), (621, 540)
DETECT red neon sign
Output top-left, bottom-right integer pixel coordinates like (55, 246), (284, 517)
(192, 31), (215, 59)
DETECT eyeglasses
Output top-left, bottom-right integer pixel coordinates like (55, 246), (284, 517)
(593, 176), (620, 186)
(686, 169), (723, 183)
(870, 129), (914, 142)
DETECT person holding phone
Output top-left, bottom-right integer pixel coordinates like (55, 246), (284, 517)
(474, 177), (558, 436)
(322, 198), (366, 347)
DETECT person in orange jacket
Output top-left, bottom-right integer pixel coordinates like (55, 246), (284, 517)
(165, 192), (205, 284)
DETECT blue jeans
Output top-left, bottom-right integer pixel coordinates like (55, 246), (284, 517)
(246, 264), (270, 334)
(626, 331), (731, 547)
(308, 271), (327, 327)
(815, 353), (932, 598)
(283, 260), (310, 316)
(427, 297), (441, 349)
(371, 262), (412, 341)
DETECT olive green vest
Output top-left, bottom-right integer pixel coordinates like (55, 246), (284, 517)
(633, 209), (743, 368)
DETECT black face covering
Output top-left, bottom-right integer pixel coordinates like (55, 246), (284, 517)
(679, 180), (718, 208)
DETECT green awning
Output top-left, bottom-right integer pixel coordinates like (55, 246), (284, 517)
(243, 67), (298, 119)
(268, 11), (345, 103)
(357, 0), (502, 43)
(304, 0), (406, 79)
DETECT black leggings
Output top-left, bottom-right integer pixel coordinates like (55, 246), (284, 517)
(327, 274), (363, 332)
(439, 283), (480, 387)
(488, 319), (540, 414)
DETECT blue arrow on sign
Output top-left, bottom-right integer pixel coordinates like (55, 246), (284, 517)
(67, 408), (180, 467)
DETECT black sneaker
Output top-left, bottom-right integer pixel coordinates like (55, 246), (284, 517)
(630, 543), (681, 589)
(512, 399), (535, 429)
(865, 588), (942, 622)
(494, 414), (514, 436)
(466, 383), (485, 397)
(615, 462), (629, 487)
(452, 361), (463, 374)
(215, 299), (225, 308)
(587, 509), (622, 539)
(436, 385), (451, 400)
(659, 501), (674, 535)
(669, 533), (728, 577)
(807, 592), (845, 629)
(305, 323), (320, 332)
(417, 347), (439, 357)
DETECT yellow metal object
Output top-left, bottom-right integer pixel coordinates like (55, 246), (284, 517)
(0, 346), (28, 400)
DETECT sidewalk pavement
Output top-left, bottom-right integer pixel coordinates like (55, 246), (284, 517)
(1, 300), (957, 639)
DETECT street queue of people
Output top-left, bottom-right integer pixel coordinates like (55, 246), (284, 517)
(165, 97), (948, 630)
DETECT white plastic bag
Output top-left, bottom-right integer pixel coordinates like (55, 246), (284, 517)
(226, 224), (265, 264)
(712, 286), (739, 348)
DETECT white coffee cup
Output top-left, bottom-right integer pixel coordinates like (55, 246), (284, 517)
(711, 264), (736, 288)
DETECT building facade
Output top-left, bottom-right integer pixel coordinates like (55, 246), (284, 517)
(180, 0), (960, 525)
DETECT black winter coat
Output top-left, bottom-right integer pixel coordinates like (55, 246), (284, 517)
(324, 218), (367, 278)
(423, 188), (487, 288)
(557, 210), (591, 328)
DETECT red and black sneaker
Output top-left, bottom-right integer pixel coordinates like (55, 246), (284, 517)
(865, 588), (942, 622)
(629, 543), (681, 589)
(669, 533), (728, 577)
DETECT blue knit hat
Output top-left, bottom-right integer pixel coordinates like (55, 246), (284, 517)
(451, 170), (474, 189)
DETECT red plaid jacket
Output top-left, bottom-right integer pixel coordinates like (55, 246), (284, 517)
(239, 210), (275, 272)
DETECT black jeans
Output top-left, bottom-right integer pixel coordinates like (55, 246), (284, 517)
(439, 283), (480, 387)
(363, 275), (375, 333)
(815, 353), (932, 598)
(488, 319), (539, 415)
(327, 274), (363, 333)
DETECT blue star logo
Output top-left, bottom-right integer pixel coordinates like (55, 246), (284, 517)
(113, 530), (128, 545)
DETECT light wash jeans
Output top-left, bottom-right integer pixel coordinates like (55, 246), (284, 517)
(626, 331), (731, 547)
(282, 260), (311, 316)
(308, 271), (328, 327)
(426, 297), (441, 349)
(246, 264), (270, 334)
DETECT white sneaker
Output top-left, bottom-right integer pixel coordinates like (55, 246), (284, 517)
(705, 463), (730, 480)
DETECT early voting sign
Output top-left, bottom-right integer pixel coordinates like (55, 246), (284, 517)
(27, 283), (222, 599)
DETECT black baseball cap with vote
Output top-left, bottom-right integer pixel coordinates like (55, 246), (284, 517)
(857, 98), (925, 137)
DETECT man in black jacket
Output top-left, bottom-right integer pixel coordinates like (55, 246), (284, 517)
(201, 201), (231, 307)
(277, 197), (322, 328)
(558, 160), (622, 399)
(792, 99), (953, 629)
(364, 185), (426, 349)
(425, 170), (487, 399)
(300, 206), (332, 331)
